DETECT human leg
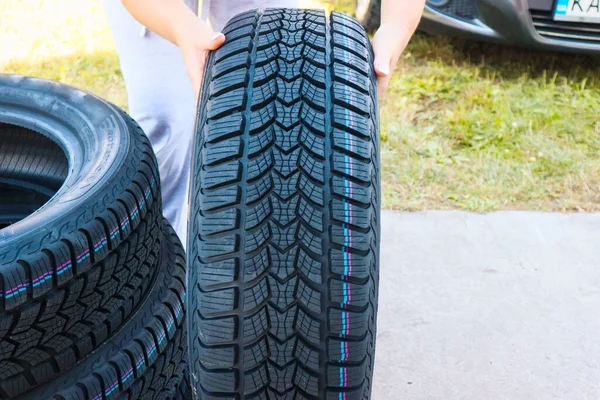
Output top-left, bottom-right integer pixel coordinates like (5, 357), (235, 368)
(104, 0), (198, 248)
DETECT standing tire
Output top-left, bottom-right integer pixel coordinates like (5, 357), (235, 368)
(354, 0), (380, 32)
(188, 9), (380, 400)
(0, 75), (163, 397)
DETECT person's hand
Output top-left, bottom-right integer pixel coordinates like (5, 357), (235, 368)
(173, 16), (225, 97)
(371, 23), (412, 98)
(121, 0), (226, 97)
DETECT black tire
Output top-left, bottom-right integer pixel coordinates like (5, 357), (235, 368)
(0, 125), (67, 228)
(354, 0), (380, 32)
(20, 220), (187, 400)
(0, 75), (162, 396)
(188, 9), (380, 399)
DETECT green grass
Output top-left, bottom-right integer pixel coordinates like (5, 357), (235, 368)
(2, 0), (599, 211)
(380, 34), (600, 211)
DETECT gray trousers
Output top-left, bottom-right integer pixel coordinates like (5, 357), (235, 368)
(105, 0), (297, 247)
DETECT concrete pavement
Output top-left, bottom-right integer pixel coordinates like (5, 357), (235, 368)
(373, 211), (600, 400)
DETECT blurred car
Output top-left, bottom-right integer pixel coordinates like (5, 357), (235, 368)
(355, 0), (600, 54)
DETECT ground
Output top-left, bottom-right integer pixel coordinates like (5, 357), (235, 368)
(375, 210), (600, 399)
(1, 0), (599, 211)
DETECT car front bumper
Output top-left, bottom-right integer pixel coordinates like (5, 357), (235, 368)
(419, 0), (600, 54)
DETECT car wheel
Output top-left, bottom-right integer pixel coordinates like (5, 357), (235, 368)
(355, 0), (381, 32)
(0, 74), (163, 397)
(188, 9), (380, 399)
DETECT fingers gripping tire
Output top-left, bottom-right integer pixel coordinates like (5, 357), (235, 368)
(0, 75), (162, 397)
(188, 9), (380, 399)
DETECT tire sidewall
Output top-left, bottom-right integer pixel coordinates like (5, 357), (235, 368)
(0, 74), (132, 264)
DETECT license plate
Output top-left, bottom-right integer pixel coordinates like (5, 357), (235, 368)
(554, 0), (600, 23)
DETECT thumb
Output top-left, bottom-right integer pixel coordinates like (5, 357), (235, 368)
(205, 32), (226, 50)
(187, 33), (226, 97)
(373, 52), (391, 79)
(371, 33), (393, 97)
(371, 31), (392, 78)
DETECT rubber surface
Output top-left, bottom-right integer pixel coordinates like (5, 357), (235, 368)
(0, 75), (163, 397)
(188, 9), (380, 399)
(20, 220), (187, 400)
(0, 123), (68, 196)
(0, 123), (68, 229)
(354, 0), (380, 32)
(0, 183), (50, 230)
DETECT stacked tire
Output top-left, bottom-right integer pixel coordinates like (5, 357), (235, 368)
(0, 75), (187, 399)
(188, 9), (380, 400)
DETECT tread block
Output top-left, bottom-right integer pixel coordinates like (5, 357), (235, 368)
(244, 338), (268, 369)
(208, 88), (246, 120)
(333, 83), (371, 117)
(268, 339), (294, 366)
(296, 308), (320, 345)
(197, 186), (240, 212)
(298, 197), (323, 231)
(244, 249), (270, 281)
(245, 197), (272, 230)
(298, 249), (322, 284)
(248, 126), (275, 158)
(201, 369), (236, 393)
(213, 52), (252, 80)
(333, 62), (370, 92)
(329, 309), (368, 339)
(332, 153), (372, 183)
(296, 278), (321, 313)
(199, 317), (236, 345)
(243, 307), (268, 343)
(200, 234), (238, 259)
(272, 195), (299, 226)
(202, 136), (243, 166)
(198, 259), (237, 289)
(199, 288), (236, 317)
(268, 307), (295, 340)
(268, 276), (296, 311)
(269, 246), (298, 281)
(1, 263), (28, 310)
(273, 147), (300, 177)
(329, 278), (371, 309)
(332, 175), (373, 205)
(294, 365), (319, 396)
(295, 339), (319, 371)
(252, 80), (278, 107)
(331, 198), (372, 229)
(200, 345), (235, 369)
(204, 113), (244, 144)
(272, 170), (300, 201)
(200, 208), (239, 237)
(328, 337), (368, 363)
(247, 151), (273, 181)
(201, 160), (241, 189)
(245, 364), (269, 394)
(331, 224), (372, 253)
(245, 279), (269, 310)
